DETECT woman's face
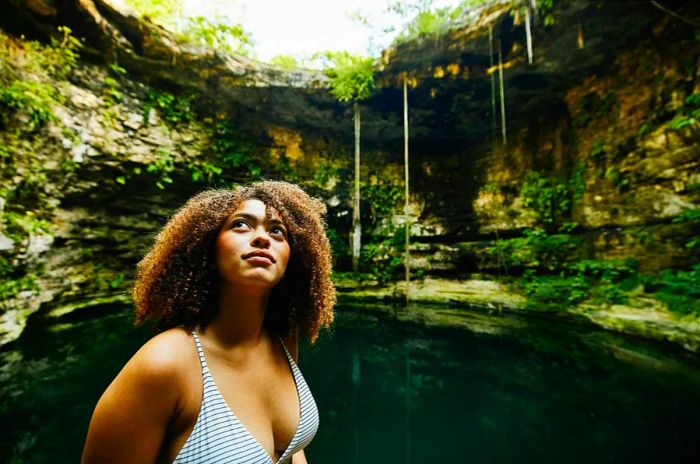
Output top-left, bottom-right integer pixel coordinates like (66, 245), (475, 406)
(215, 199), (291, 290)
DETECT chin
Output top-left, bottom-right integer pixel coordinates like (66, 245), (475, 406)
(236, 271), (283, 289)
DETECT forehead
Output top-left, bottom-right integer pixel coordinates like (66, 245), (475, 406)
(230, 199), (282, 220)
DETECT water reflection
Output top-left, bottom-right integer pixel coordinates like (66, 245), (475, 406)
(1, 306), (699, 463)
(302, 310), (700, 464)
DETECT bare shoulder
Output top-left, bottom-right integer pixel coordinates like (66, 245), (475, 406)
(82, 328), (198, 463)
(126, 327), (197, 381)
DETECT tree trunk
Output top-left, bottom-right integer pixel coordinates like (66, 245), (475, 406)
(403, 78), (410, 304)
(498, 40), (507, 146)
(489, 24), (496, 141)
(525, 0), (533, 64)
(351, 102), (362, 272)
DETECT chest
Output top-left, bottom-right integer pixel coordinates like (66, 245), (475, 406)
(169, 346), (300, 462)
(215, 356), (301, 456)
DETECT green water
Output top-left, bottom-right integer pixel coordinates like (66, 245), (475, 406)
(1, 306), (699, 463)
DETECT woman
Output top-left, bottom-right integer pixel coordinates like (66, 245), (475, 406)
(82, 181), (336, 464)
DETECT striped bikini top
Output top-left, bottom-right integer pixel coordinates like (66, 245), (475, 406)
(173, 331), (319, 464)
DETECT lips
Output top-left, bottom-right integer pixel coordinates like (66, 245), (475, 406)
(243, 250), (276, 263)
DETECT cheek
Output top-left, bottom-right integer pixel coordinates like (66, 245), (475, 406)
(279, 243), (291, 269)
(216, 232), (243, 262)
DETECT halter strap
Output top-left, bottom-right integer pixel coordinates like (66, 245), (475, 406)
(191, 330), (208, 375)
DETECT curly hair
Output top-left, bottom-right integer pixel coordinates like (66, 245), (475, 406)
(133, 181), (335, 343)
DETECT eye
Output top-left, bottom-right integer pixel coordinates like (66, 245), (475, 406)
(231, 219), (250, 229)
(270, 225), (286, 237)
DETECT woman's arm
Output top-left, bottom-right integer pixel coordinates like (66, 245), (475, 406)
(81, 331), (185, 464)
(293, 449), (309, 464)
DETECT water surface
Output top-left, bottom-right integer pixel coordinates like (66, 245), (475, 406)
(1, 305), (698, 463)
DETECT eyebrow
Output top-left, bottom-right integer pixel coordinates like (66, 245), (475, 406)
(230, 212), (285, 227)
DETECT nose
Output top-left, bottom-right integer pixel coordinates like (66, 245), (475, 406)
(251, 227), (271, 248)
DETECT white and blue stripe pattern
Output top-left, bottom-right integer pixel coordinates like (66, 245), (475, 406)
(173, 332), (319, 464)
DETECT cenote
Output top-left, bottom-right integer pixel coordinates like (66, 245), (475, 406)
(1, 304), (698, 464)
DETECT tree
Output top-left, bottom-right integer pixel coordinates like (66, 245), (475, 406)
(523, 0), (537, 64)
(497, 39), (507, 145)
(124, 0), (182, 28)
(269, 54), (298, 70)
(403, 76), (411, 303)
(322, 52), (375, 272)
(124, 0), (253, 56)
(180, 15), (254, 56)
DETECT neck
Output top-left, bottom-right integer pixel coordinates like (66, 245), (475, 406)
(207, 280), (271, 347)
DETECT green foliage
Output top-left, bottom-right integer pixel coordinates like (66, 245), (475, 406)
(91, 262), (129, 291)
(360, 223), (407, 284)
(685, 237), (700, 250)
(312, 162), (340, 187)
(210, 120), (259, 178)
(497, 228), (581, 271)
(604, 167), (630, 192)
(1, 26), (82, 79)
(124, 0), (181, 26)
(387, 0), (555, 47)
(0, 256), (38, 300)
(0, 159), (54, 246)
(0, 80), (57, 131)
(59, 154), (80, 173)
(188, 160), (223, 184)
(108, 273), (126, 289)
(47, 26), (83, 78)
(570, 161), (587, 200)
(516, 257), (700, 316)
(103, 65), (126, 107)
(388, 0), (483, 45)
(643, 264), (700, 315)
(9, 165), (48, 204)
(672, 208), (700, 249)
(521, 271), (589, 310)
(159, 120), (262, 187)
(180, 16), (254, 56)
(568, 258), (639, 282)
(321, 51), (375, 103)
(537, 0), (556, 26)
(269, 54), (298, 70)
(0, 26), (81, 131)
(590, 138), (605, 161)
(672, 208), (700, 224)
(519, 258), (640, 310)
(125, 1), (256, 57)
(397, 7), (452, 42)
(638, 122), (651, 138)
(143, 90), (195, 125)
(521, 171), (577, 232)
(326, 227), (351, 268)
(668, 92), (700, 131)
(362, 181), (404, 220)
(277, 156), (300, 183)
(591, 283), (628, 305)
(1, 211), (51, 243)
(146, 149), (175, 189)
(669, 115), (696, 130)
(114, 166), (142, 186)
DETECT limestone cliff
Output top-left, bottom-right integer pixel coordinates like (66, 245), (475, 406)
(0, 0), (698, 349)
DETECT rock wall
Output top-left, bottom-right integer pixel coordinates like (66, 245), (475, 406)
(0, 1), (356, 344)
(365, 0), (699, 274)
(1, 0), (698, 346)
